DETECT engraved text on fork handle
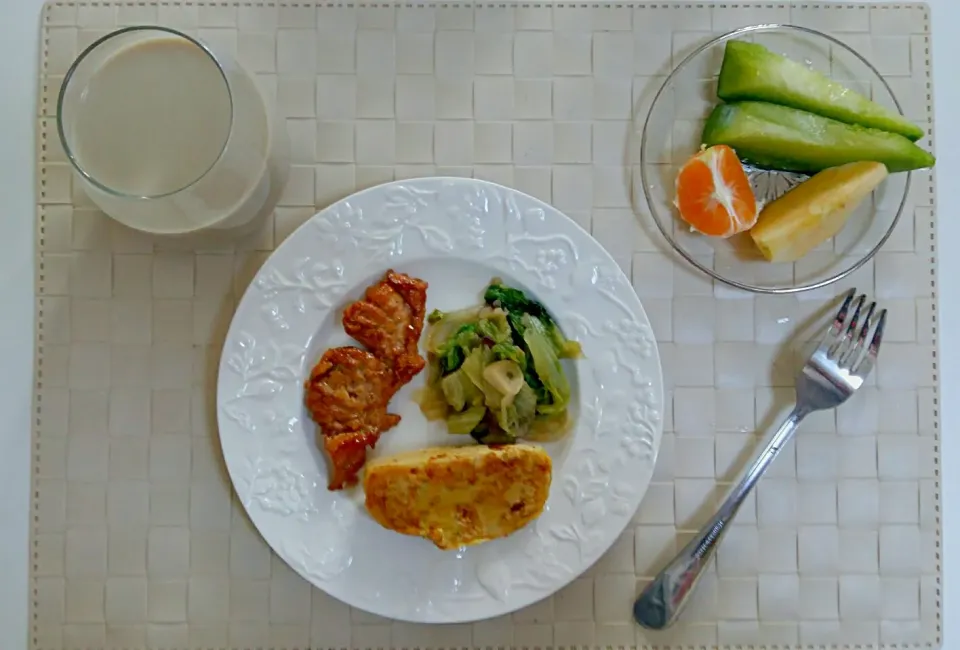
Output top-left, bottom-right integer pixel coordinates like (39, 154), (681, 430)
(633, 405), (810, 630)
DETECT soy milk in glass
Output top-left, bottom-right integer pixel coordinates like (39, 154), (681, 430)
(57, 26), (288, 235)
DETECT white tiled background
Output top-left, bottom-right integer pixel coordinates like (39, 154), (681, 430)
(33, 2), (939, 649)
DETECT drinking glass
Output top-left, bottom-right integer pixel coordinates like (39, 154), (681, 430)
(57, 26), (289, 235)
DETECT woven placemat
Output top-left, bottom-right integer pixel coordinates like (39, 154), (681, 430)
(32, 2), (940, 649)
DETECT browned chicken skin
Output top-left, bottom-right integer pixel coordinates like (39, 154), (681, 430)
(342, 270), (428, 385)
(304, 346), (401, 489)
(304, 271), (429, 490)
(322, 429), (382, 490)
(304, 346), (400, 436)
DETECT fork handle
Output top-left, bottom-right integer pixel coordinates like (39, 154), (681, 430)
(633, 405), (809, 630)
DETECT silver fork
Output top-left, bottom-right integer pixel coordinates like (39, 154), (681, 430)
(633, 289), (886, 630)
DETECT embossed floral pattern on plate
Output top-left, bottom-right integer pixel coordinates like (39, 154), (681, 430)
(217, 178), (664, 623)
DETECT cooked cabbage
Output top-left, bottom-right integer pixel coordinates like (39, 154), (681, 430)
(417, 281), (580, 444)
(440, 369), (482, 412)
(521, 313), (570, 412)
(447, 406), (487, 434)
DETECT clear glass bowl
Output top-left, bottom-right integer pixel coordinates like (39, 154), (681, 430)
(637, 24), (915, 294)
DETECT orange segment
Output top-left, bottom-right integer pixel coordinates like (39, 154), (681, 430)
(675, 144), (758, 238)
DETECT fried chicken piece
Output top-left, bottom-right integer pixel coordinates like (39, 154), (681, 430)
(304, 346), (400, 435)
(304, 347), (401, 489)
(342, 270), (428, 386)
(305, 272), (429, 490)
(323, 429), (381, 490)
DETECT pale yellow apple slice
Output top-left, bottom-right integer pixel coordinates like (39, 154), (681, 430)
(749, 161), (889, 263)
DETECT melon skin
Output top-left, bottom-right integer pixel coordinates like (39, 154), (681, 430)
(717, 40), (925, 142)
(749, 161), (889, 263)
(702, 102), (934, 174)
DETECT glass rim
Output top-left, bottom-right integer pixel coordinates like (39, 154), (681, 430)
(56, 25), (235, 201)
(638, 23), (913, 295)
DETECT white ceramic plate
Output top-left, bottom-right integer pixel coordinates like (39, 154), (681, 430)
(217, 178), (664, 623)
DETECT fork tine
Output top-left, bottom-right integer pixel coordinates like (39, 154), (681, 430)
(854, 308), (886, 378)
(839, 301), (876, 368)
(829, 293), (866, 359)
(819, 289), (856, 353)
(837, 301), (877, 368)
